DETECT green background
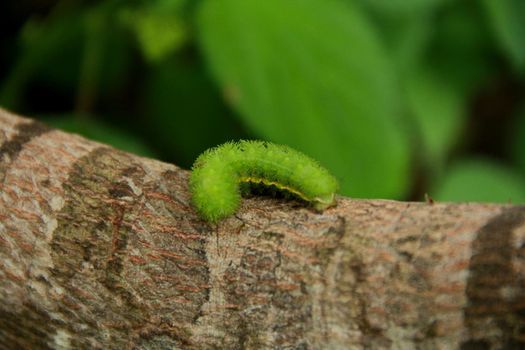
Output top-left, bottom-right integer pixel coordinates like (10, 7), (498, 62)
(1, 0), (524, 203)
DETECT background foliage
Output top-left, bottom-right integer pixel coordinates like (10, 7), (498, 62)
(1, 0), (524, 202)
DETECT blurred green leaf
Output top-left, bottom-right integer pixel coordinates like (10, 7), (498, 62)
(197, 0), (410, 198)
(357, 0), (448, 74)
(144, 56), (248, 168)
(0, 2), (132, 109)
(433, 159), (525, 203)
(45, 115), (157, 157)
(120, 1), (187, 63)
(0, 9), (83, 108)
(428, 2), (493, 92)
(18, 11), (84, 89)
(76, 6), (134, 111)
(511, 107), (525, 176)
(406, 67), (466, 172)
(358, 0), (447, 16)
(482, 0), (525, 71)
(378, 16), (432, 74)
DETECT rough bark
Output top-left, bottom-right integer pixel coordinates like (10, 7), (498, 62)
(0, 107), (524, 350)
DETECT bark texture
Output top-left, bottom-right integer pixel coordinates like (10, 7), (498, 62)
(0, 107), (524, 350)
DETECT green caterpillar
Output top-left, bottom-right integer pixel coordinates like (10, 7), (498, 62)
(189, 140), (338, 222)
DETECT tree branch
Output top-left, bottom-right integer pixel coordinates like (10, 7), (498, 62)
(0, 107), (524, 349)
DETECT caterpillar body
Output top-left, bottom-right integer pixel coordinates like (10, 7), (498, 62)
(189, 140), (338, 222)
